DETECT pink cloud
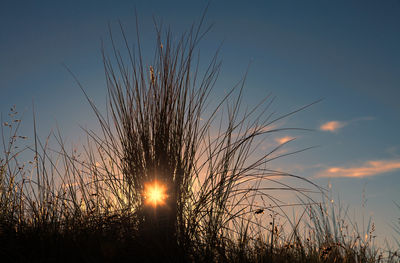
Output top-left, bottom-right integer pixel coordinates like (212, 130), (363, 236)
(320, 121), (346, 132)
(275, 136), (295, 145)
(317, 159), (400, 178)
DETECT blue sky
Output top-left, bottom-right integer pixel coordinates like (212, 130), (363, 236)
(1, 0), (399, 245)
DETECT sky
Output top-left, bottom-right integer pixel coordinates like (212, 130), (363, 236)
(1, 0), (399, 245)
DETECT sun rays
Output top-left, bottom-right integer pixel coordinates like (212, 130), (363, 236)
(144, 180), (167, 207)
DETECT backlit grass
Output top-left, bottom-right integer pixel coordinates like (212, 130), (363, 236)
(0, 12), (399, 263)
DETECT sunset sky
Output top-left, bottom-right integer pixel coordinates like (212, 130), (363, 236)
(1, 1), (399, 244)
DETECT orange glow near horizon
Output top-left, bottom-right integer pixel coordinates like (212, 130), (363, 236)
(144, 180), (167, 207)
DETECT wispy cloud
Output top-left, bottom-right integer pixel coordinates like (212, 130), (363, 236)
(317, 159), (400, 178)
(319, 116), (375, 133)
(275, 136), (295, 145)
(320, 121), (346, 132)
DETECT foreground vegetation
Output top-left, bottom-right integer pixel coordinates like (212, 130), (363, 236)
(1, 14), (399, 263)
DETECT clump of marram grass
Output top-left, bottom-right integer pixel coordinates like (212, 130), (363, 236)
(71, 12), (325, 261)
(1, 12), (399, 263)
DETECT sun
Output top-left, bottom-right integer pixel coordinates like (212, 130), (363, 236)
(144, 180), (167, 207)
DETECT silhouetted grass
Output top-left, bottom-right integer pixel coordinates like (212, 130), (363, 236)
(1, 12), (399, 263)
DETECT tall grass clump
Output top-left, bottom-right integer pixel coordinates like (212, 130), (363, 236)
(67, 13), (326, 261)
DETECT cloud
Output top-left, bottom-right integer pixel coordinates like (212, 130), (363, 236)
(319, 117), (375, 133)
(320, 121), (346, 132)
(275, 136), (295, 144)
(317, 159), (400, 178)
